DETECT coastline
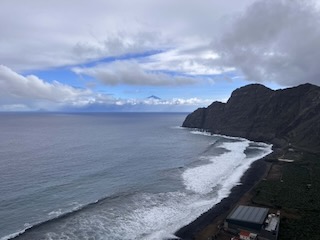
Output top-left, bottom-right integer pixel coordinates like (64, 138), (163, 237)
(175, 147), (280, 240)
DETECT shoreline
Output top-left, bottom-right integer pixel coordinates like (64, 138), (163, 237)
(175, 148), (280, 240)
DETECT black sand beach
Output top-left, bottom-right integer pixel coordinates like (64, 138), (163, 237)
(175, 152), (276, 240)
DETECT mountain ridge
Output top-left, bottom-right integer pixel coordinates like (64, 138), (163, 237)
(182, 83), (320, 153)
(147, 95), (161, 100)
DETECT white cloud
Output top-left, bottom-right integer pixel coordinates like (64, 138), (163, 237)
(142, 44), (228, 76)
(0, 65), (210, 111)
(0, 0), (255, 72)
(0, 65), (95, 110)
(2, 0), (318, 111)
(214, 0), (320, 86)
(81, 96), (214, 112)
(72, 61), (198, 86)
(125, 97), (213, 106)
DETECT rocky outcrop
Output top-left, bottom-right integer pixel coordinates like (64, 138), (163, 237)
(182, 83), (320, 152)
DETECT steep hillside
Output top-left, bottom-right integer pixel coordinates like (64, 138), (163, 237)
(182, 83), (320, 152)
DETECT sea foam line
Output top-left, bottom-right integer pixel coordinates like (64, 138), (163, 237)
(184, 128), (273, 195)
(1, 202), (85, 240)
(3, 130), (273, 240)
(0, 227), (31, 240)
(189, 128), (255, 142)
(125, 135), (272, 239)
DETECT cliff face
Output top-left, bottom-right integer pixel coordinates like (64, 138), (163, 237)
(182, 83), (320, 152)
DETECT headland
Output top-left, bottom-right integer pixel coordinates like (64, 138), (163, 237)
(177, 83), (320, 239)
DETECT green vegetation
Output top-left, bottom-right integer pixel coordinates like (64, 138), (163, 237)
(252, 151), (320, 240)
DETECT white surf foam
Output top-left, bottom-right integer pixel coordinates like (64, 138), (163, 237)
(48, 209), (62, 217)
(43, 136), (272, 240)
(171, 126), (185, 130)
(182, 138), (272, 196)
(190, 129), (250, 142)
(6, 133), (272, 240)
(0, 226), (32, 240)
(190, 130), (212, 136)
(52, 134), (271, 240)
(182, 140), (250, 194)
(36, 190), (220, 240)
(81, 192), (218, 240)
(0, 201), (86, 240)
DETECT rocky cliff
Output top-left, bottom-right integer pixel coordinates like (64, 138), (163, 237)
(182, 83), (320, 152)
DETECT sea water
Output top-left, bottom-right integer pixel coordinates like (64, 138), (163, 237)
(0, 113), (272, 240)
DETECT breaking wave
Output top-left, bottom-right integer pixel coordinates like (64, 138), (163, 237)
(5, 131), (272, 240)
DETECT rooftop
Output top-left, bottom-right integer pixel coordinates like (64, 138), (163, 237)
(227, 205), (269, 225)
(265, 215), (280, 232)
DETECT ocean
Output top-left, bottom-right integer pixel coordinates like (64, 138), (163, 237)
(0, 113), (272, 240)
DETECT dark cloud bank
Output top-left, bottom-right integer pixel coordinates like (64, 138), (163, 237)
(215, 0), (320, 86)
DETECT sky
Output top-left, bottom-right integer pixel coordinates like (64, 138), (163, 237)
(1, 0), (320, 112)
